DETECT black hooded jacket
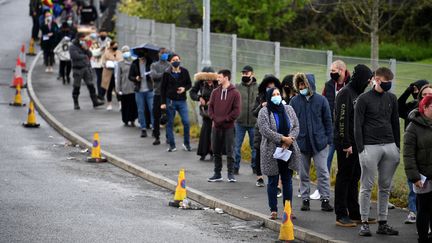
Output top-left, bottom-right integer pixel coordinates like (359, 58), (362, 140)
(398, 80), (429, 129)
(334, 64), (372, 150)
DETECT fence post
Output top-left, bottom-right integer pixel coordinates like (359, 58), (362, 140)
(197, 29), (202, 73)
(150, 20), (155, 44)
(170, 24), (176, 51)
(390, 58), (396, 90)
(231, 34), (237, 83)
(326, 50), (333, 80)
(274, 42), (280, 78)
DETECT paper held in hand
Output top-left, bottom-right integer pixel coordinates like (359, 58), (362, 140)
(273, 147), (292, 162)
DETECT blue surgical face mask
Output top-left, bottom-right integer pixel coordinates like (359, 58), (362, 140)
(300, 88), (309, 96)
(79, 40), (85, 46)
(160, 53), (169, 61)
(380, 81), (392, 92)
(271, 95), (282, 105)
(122, 51), (131, 59)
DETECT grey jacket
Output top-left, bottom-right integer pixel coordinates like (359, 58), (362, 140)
(115, 61), (135, 95)
(257, 105), (301, 176)
(150, 60), (171, 95)
(69, 40), (92, 69)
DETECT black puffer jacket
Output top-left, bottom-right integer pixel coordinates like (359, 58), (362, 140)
(69, 39), (92, 69)
(404, 109), (432, 183)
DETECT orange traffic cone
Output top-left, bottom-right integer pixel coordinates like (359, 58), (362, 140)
(169, 169), (187, 207)
(27, 38), (36, 56)
(20, 44), (27, 72)
(10, 57), (24, 88)
(23, 101), (40, 128)
(9, 84), (25, 107)
(87, 132), (107, 162)
(279, 200), (295, 242)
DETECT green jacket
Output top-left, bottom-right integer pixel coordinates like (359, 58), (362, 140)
(403, 109), (432, 183)
(236, 79), (258, 127)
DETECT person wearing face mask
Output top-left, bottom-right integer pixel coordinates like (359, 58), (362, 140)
(257, 87), (300, 220)
(97, 31), (111, 49)
(252, 75), (281, 188)
(58, 19), (77, 40)
(29, 0), (42, 42)
(404, 95), (432, 243)
(60, 1), (79, 26)
(69, 32), (104, 110)
(101, 41), (123, 110)
(333, 64), (373, 227)
(419, 84), (432, 101)
(40, 11), (59, 73)
(354, 67), (400, 237)
(89, 33), (104, 101)
(149, 48), (171, 145)
(289, 73), (334, 212)
(54, 35), (72, 84)
(115, 46), (138, 127)
(234, 65), (258, 175)
(79, 0), (98, 25)
(207, 70), (241, 183)
(160, 54), (192, 152)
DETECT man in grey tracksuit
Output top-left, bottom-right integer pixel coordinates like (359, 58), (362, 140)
(354, 67), (400, 237)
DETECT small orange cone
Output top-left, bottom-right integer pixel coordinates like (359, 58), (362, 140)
(20, 44), (27, 72)
(27, 38), (36, 56)
(87, 132), (107, 162)
(23, 101), (40, 128)
(10, 57), (24, 88)
(9, 84), (25, 107)
(279, 200), (295, 242)
(169, 169), (187, 207)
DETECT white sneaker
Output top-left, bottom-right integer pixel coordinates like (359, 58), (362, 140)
(45, 67), (49, 72)
(310, 189), (321, 200)
(106, 104), (113, 110)
(404, 211), (416, 224)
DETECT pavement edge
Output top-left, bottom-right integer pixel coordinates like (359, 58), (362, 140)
(26, 52), (346, 243)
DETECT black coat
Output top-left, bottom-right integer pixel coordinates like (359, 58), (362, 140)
(69, 40), (92, 69)
(161, 67), (192, 104)
(40, 24), (59, 51)
(190, 80), (218, 118)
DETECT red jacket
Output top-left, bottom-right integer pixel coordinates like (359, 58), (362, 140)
(208, 83), (241, 129)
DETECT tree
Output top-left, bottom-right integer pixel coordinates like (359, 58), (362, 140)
(338, 0), (407, 69)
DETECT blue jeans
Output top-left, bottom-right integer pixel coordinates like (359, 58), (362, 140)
(234, 123), (256, 169)
(166, 99), (190, 148)
(267, 160), (293, 212)
(327, 143), (335, 172)
(135, 91), (154, 129)
(407, 180), (417, 213)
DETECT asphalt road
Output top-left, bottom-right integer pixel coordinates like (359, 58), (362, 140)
(0, 1), (278, 242)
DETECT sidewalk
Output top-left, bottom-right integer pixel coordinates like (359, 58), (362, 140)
(30, 55), (417, 243)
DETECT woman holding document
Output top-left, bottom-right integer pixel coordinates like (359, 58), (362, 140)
(404, 95), (432, 243)
(257, 87), (301, 220)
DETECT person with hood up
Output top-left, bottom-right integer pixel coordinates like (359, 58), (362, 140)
(398, 79), (429, 225)
(69, 32), (104, 110)
(258, 86), (301, 220)
(281, 74), (296, 104)
(333, 64), (373, 227)
(354, 67), (400, 237)
(234, 65), (258, 175)
(252, 75), (281, 187)
(207, 70), (241, 183)
(115, 46), (137, 127)
(289, 73), (334, 212)
(54, 36), (72, 84)
(190, 67), (219, 161)
(403, 95), (432, 243)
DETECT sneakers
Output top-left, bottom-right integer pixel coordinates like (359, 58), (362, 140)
(152, 138), (161, 145)
(388, 202), (395, 209)
(140, 130), (147, 138)
(359, 223), (372, 237)
(336, 217), (356, 227)
(167, 146), (177, 152)
(208, 174), (223, 182)
(182, 143), (192, 152)
(106, 103), (113, 110)
(310, 189), (321, 200)
(376, 223), (399, 235)
(256, 178), (265, 187)
(404, 211), (416, 224)
(321, 199), (334, 212)
(277, 187), (282, 198)
(227, 174), (236, 182)
(301, 199), (310, 211)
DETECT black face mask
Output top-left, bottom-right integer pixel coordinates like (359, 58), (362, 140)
(112, 47), (118, 51)
(283, 87), (291, 95)
(330, 72), (340, 81)
(100, 36), (106, 41)
(412, 92), (419, 100)
(241, 76), (251, 83)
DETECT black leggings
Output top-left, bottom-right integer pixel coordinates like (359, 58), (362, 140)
(106, 74), (116, 102)
(59, 60), (71, 80)
(43, 50), (54, 66)
(416, 191), (432, 241)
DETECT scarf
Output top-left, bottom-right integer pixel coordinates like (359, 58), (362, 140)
(266, 88), (290, 136)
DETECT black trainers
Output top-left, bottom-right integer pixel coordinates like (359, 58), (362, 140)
(140, 130), (147, 138)
(208, 174), (223, 182)
(227, 174), (236, 182)
(321, 199), (334, 212)
(234, 168), (239, 175)
(301, 199), (310, 211)
(359, 223), (372, 236)
(152, 138), (160, 145)
(336, 217), (356, 227)
(182, 143), (192, 152)
(167, 146), (177, 152)
(256, 178), (265, 187)
(376, 223), (399, 235)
